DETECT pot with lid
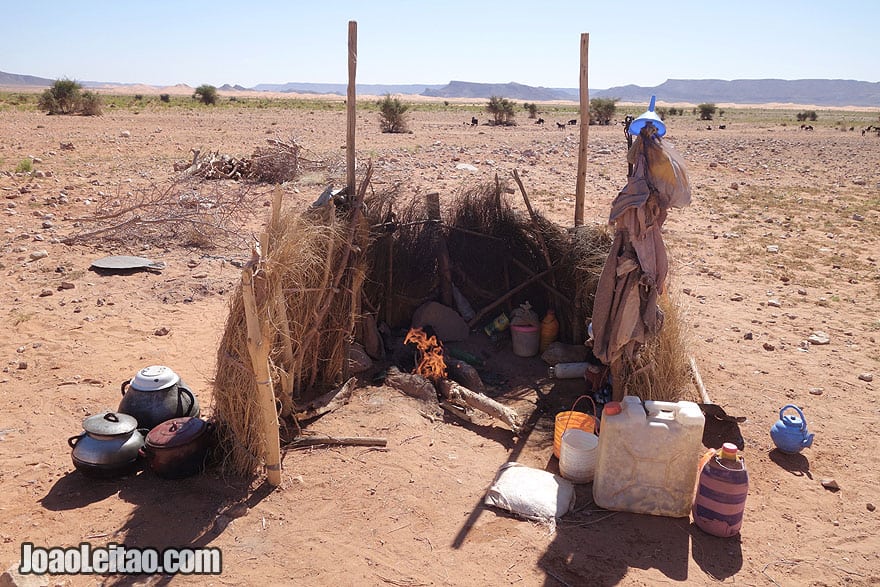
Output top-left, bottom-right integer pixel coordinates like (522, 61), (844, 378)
(118, 365), (200, 430)
(68, 411), (146, 477)
(142, 417), (215, 479)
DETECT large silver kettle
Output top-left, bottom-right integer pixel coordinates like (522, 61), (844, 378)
(118, 365), (199, 430)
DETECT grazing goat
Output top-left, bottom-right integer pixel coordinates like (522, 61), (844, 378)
(568, 119), (577, 125)
(471, 117), (478, 127)
(719, 124), (726, 130)
(556, 122), (566, 129)
(535, 117), (545, 125)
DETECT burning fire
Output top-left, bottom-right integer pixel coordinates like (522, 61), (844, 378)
(404, 327), (447, 381)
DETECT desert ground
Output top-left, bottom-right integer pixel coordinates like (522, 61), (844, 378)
(0, 93), (878, 586)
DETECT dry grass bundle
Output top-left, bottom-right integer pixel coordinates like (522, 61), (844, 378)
(620, 288), (698, 403)
(213, 185), (373, 476)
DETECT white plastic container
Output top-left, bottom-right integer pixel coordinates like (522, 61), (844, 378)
(592, 396), (706, 517)
(559, 429), (598, 483)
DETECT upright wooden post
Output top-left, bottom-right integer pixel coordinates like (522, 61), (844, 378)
(346, 21), (357, 196)
(241, 250), (282, 487)
(574, 32), (590, 227)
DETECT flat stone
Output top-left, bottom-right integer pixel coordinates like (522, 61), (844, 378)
(858, 372), (874, 382)
(808, 331), (831, 345)
(411, 301), (469, 342)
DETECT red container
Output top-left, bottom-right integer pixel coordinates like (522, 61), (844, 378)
(142, 417), (214, 479)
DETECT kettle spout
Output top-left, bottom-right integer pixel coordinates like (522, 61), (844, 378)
(803, 433), (815, 448)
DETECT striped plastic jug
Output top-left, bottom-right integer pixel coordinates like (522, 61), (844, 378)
(693, 443), (749, 537)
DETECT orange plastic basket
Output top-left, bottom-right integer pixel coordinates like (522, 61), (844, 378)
(554, 395), (599, 459)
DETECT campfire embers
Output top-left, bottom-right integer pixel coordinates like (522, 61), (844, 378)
(404, 327), (447, 382)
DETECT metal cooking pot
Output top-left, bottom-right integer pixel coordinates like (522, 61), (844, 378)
(118, 365), (200, 430)
(142, 417), (215, 479)
(68, 412), (146, 477)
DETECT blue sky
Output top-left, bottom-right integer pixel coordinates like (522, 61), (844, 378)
(2, 1), (877, 89)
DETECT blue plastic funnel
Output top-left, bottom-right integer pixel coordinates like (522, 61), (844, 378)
(628, 95), (666, 137)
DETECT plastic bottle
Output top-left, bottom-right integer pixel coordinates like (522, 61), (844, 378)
(548, 362), (591, 379)
(539, 309), (559, 353)
(693, 442), (749, 537)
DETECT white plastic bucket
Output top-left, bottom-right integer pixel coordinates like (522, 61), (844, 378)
(511, 324), (539, 357)
(559, 429), (598, 483)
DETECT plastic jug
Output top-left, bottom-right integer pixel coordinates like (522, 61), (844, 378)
(592, 396), (706, 517)
(693, 443), (749, 537)
(539, 309), (559, 353)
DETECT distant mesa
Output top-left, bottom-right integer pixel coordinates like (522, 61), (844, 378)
(1, 70), (878, 107)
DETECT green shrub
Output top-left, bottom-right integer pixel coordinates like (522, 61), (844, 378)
(159, 93), (171, 103)
(590, 97), (618, 125)
(80, 91), (103, 116)
(377, 93), (410, 133)
(38, 79), (82, 114)
(697, 103), (717, 121)
(15, 158), (33, 173)
(796, 110), (818, 122)
(523, 102), (538, 118)
(193, 85), (218, 105)
(486, 96), (516, 125)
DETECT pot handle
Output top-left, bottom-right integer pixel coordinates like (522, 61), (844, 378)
(120, 380), (130, 397)
(178, 386), (197, 417)
(68, 433), (84, 448)
(780, 404), (807, 430)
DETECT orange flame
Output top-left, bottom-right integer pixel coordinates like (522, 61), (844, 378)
(404, 327), (447, 381)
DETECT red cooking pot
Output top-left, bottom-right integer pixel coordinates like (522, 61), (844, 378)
(141, 417), (215, 479)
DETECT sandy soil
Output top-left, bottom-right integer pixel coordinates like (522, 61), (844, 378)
(0, 101), (878, 586)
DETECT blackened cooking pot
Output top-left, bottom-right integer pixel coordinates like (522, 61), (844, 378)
(68, 412), (146, 477)
(142, 417), (214, 479)
(118, 365), (200, 430)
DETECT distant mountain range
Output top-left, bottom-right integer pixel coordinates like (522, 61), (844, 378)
(2, 70), (878, 107)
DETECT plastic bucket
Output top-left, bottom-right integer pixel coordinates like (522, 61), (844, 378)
(559, 429), (599, 483)
(510, 324), (539, 357)
(553, 395), (598, 458)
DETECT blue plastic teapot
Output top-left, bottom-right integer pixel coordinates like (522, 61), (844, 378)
(770, 404), (814, 454)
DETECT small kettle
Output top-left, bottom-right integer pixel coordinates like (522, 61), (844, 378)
(770, 404), (814, 454)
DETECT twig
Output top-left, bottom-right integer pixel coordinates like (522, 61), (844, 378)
(286, 435), (388, 448)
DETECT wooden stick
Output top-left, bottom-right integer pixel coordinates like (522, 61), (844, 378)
(438, 379), (520, 433)
(294, 377), (356, 421)
(241, 248), (282, 487)
(467, 266), (556, 328)
(689, 356), (712, 404)
(512, 169), (556, 289)
(346, 20), (357, 196)
(288, 436), (387, 448)
(610, 359), (625, 403)
(426, 192), (454, 307)
(509, 257), (571, 306)
(574, 32), (590, 227)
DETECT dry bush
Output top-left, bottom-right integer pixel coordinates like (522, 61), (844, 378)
(621, 288), (697, 403)
(62, 180), (263, 252)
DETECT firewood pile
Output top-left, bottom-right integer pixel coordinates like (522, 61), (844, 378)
(174, 139), (314, 183)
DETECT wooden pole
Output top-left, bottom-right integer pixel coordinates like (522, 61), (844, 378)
(574, 32), (590, 227)
(425, 192), (454, 307)
(346, 20), (357, 196)
(241, 250), (282, 487)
